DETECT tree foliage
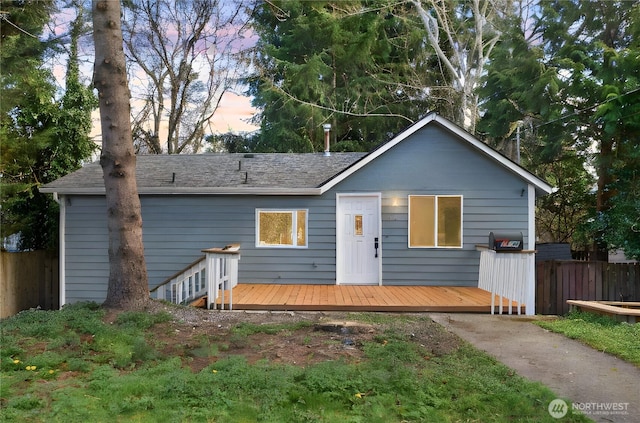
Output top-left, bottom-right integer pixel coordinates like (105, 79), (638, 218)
(477, 1), (594, 248)
(56, 5), (98, 176)
(0, 1), (96, 250)
(479, 0), (640, 258)
(248, 0), (509, 151)
(248, 0), (439, 153)
(588, 5), (640, 260)
(204, 132), (258, 153)
(538, 0), (640, 258)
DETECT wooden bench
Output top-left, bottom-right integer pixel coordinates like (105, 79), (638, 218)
(567, 300), (640, 324)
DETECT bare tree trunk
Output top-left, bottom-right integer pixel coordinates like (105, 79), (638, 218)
(92, 0), (150, 309)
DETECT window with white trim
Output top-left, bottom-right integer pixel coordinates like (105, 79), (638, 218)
(409, 195), (462, 248)
(256, 209), (308, 247)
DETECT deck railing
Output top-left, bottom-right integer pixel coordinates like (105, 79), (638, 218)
(478, 248), (535, 315)
(150, 247), (240, 310)
(203, 248), (240, 310)
(150, 256), (207, 305)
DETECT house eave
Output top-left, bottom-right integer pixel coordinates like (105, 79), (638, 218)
(39, 187), (323, 196)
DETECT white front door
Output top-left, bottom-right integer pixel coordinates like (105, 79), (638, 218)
(336, 194), (381, 285)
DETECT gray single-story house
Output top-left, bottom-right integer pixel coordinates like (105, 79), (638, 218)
(41, 113), (553, 307)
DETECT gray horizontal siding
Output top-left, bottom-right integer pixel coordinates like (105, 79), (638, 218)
(142, 195), (339, 287)
(332, 125), (530, 287)
(63, 194), (342, 303)
(64, 196), (109, 303)
(62, 124), (537, 302)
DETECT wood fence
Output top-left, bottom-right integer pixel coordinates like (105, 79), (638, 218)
(536, 260), (640, 315)
(1, 250), (59, 319)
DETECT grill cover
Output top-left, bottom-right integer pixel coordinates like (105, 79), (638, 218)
(489, 232), (523, 251)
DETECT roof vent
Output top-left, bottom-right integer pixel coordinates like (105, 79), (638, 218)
(243, 153), (254, 158)
(323, 123), (331, 156)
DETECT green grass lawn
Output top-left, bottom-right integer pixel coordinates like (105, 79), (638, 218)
(535, 310), (640, 367)
(1, 303), (590, 422)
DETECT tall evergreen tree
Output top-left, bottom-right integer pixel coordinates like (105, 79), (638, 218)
(479, 0), (640, 256)
(92, 0), (150, 309)
(477, 3), (595, 247)
(538, 0), (640, 259)
(2, 2), (57, 249)
(588, 4), (640, 259)
(54, 5), (98, 176)
(0, 2), (97, 250)
(248, 0), (436, 153)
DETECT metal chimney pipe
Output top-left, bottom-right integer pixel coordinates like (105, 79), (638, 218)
(323, 123), (331, 156)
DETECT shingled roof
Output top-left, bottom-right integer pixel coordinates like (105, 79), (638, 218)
(41, 114), (554, 197)
(40, 153), (367, 195)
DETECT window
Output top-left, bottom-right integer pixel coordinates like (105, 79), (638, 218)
(354, 215), (363, 236)
(256, 209), (307, 247)
(409, 195), (462, 248)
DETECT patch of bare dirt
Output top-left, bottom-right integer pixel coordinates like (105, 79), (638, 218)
(138, 302), (462, 373)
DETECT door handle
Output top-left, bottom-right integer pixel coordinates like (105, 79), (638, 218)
(374, 237), (379, 258)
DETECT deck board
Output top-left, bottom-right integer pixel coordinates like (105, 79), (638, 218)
(214, 284), (525, 313)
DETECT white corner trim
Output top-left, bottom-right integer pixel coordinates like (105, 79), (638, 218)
(526, 184), (536, 315)
(528, 184), (536, 250)
(53, 193), (66, 308)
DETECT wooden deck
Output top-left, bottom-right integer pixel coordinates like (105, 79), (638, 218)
(208, 284), (525, 313)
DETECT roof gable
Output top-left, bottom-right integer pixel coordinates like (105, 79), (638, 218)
(41, 113), (553, 196)
(319, 113), (553, 195)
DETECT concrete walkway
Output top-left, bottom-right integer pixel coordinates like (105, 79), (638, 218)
(429, 313), (640, 422)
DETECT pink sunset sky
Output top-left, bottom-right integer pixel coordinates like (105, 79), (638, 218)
(209, 92), (259, 134)
(87, 92), (258, 143)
